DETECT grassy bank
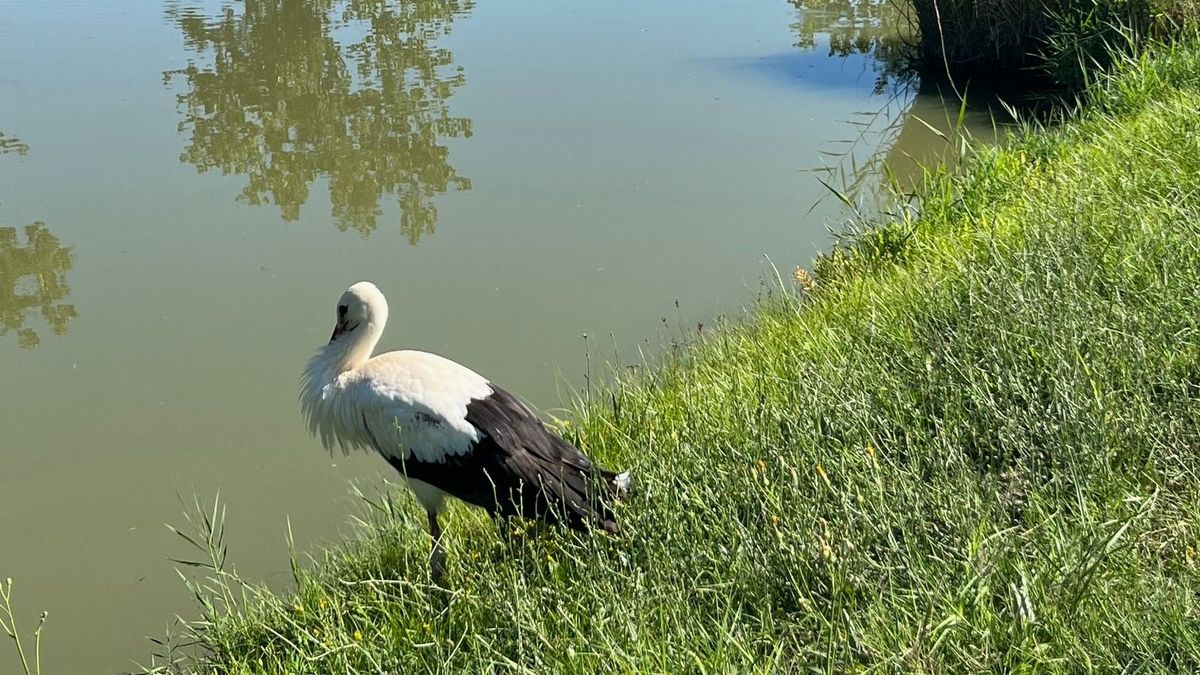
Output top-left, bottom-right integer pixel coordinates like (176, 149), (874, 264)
(154, 41), (1200, 673)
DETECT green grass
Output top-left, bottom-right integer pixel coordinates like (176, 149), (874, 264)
(0, 579), (47, 675)
(149, 40), (1200, 673)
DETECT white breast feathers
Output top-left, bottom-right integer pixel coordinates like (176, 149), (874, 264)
(302, 349), (493, 463)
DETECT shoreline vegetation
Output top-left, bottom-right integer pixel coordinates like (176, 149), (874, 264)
(908, 0), (1196, 93)
(150, 30), (1200, 670)
(3, 2), (1194, 673)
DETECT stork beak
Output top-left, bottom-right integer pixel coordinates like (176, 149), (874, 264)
(329, 320), (358, 343)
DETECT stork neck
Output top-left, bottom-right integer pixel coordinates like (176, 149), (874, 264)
(331, 319), (383, 374)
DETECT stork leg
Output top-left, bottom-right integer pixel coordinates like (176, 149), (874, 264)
(428, 510), (446, 584)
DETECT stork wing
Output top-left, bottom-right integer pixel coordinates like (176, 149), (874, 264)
(387, 386), (620, 533)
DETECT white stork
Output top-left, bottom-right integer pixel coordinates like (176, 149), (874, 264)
(300, 281), (629, 581)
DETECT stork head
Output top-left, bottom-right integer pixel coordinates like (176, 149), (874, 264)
(330, 280), (389, 344)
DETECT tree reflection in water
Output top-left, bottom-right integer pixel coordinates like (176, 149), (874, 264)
(789, 0), (915, 94)
(788, 0), (991, 203)
(164, 0), (475, 242)
(0, 132), (30, 158)
(0, 222), (77, 349)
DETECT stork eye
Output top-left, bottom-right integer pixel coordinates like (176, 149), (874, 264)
(337, 304), (348, 318)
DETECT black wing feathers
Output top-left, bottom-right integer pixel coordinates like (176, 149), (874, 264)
(386, 386), (621, 533)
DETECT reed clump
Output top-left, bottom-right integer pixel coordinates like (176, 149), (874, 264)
(910, 0), (1197, 90)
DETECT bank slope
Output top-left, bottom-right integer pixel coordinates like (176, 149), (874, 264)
(169, 43), (1200, 674)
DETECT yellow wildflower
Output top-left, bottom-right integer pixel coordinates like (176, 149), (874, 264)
(815, 464), (832, 489)
(820, 540), (835, 562)
(354, 630), (363, 642)
(792, 266), (817, 292)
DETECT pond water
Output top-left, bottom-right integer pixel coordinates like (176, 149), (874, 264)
(0, 0), (996, 670)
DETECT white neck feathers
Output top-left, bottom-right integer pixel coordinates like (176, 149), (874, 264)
(300, 318), (384, 451)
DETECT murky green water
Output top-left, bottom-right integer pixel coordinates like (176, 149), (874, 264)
(0, 0), (994, 670)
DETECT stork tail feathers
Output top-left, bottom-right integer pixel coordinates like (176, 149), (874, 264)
(612, 470), (631, 498)
(591, 468), (630, 534)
